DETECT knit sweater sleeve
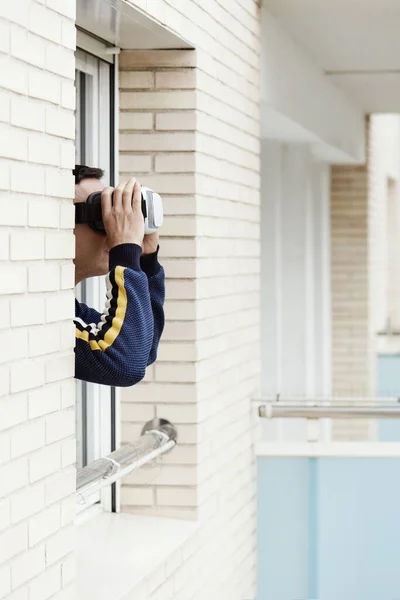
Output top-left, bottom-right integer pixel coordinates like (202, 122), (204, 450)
(74, 243), (164, 387)
(140, 246), (165, 366)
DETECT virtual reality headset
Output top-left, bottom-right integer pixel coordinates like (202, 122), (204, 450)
(75, 186), (163, 236)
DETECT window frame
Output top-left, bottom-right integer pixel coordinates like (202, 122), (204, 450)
(75, 41), (119, 515)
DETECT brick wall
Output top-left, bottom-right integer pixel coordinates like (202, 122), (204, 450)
(330, 162), (372, 440)
(118, 49), (198, 518)
(331, 115), (400, 440)
(118, 1), (260, 598)
(1, 1), (260, 598)
(0, 1), (76, 598)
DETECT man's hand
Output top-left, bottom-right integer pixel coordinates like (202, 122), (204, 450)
(101, 177), (144, 249)
(142, 231), (159, 255)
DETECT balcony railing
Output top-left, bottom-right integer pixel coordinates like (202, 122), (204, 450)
(76, 418), (177, 502)
(257, 398), (400, 420)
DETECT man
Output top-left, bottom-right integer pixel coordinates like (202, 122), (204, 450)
(73, 165), (165, 386)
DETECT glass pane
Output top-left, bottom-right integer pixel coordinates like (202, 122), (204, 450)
(74, 51), (113, 495)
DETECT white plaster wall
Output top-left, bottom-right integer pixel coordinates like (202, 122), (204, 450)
(369, 114), (400, 336)
(260, 140), (331, 441)
(261, 9), (366, 164)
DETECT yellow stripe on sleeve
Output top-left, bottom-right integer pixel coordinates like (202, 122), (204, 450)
(75, 266), (128, 352)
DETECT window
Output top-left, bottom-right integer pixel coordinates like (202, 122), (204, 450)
(75, 46), (116, 513)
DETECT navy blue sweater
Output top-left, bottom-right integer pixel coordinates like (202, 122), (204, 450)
(74, 243), (165, 387)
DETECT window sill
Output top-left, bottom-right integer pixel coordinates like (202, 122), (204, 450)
(76, 512), (198, 600)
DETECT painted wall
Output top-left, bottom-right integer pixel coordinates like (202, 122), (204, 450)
(377, 354), (400, 441)
(258, 456), (400, 600)
(261, 9), (365, 163)
(257, 458), (311, 600)
(369, 115), (400, 338)
(317, 457), (400, 600)
(261, 141), (331, 442)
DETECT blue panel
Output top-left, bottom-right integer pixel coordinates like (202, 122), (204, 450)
(377, 354), (400, 441)
(257, 458), (310, 600)
(258, 457), (400, 600)
(308, 458), (318, 599)
(317, 458), (400, 600)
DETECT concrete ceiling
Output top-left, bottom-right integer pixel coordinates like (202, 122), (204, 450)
(263, 0), (400, 113)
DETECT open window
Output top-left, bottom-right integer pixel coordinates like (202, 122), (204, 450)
(75, 42), (117, 515)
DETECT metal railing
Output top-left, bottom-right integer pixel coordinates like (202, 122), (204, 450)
(76, 418), (177, 502)
(258, 400), (400, 420)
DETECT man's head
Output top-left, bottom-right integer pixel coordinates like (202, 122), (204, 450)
(73, 165), (108, 285)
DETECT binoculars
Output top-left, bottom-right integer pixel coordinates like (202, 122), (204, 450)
(75, 187), (163, 236)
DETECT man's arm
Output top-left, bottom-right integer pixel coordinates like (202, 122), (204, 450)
(140, 247), (165, 366)
(74, 244), (156, 386)
(75, 299), (101, 329)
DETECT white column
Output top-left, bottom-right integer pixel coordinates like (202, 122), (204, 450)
(280, 146), (312, 396)
(279, 146), (313, 440)
(260, 141), (284, 441)
(261, 140), (283, 397)
(312, 162), (332, 399)
(312, 162), (332, 441)
(261, 143), (332, 441)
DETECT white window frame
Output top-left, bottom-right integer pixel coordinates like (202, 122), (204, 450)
(75, 40), (119, 515)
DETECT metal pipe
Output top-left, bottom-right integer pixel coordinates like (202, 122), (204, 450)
(254, 396), (400, 404)
(76, 418), (177, 503)
(258, 404), (400, 420)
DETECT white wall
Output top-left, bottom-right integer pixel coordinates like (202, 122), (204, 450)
(80, 1), (261, 600)
(369, 115), (400, 336)
(0, 0), (261, 597)
(0, 1), (77, 598)
(261, 8), (366, 164)
(261, 140), (331, 441)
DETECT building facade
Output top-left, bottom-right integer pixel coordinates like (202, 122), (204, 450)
(1, 1), (400, 599)
(0, 1), (260, 599)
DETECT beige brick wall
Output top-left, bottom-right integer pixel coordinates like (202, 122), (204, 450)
(1, 2), (260, 598)
(330, 162), (372, 440)
(331, 115), (400, 439)
(118, 49), (198, 519)
(118, 1), (260, 597)
(0, 1), (76, 598)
